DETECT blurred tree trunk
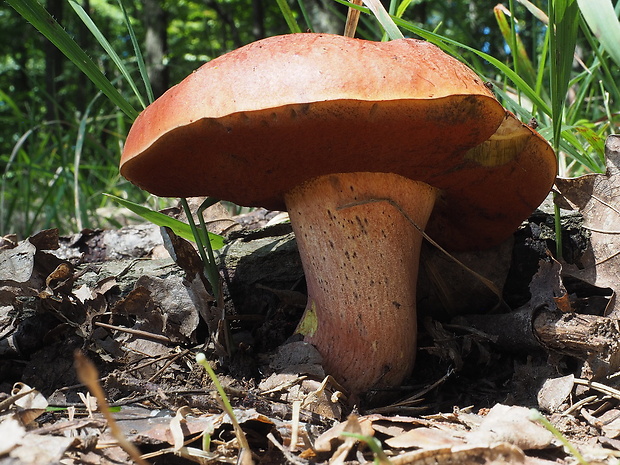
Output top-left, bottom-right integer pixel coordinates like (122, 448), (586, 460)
(143, 0), (169, 99)
(305, 0), (343, 34)
(252, 0), (265, 40)
(410, 2), (427, 25)
(205, 0), (242, 48)
(45, 0), (64, 120)
(75, 0), (91, 111)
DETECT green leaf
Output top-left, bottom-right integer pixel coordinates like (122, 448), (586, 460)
(6, 0), (139, 120)
(577, 0), (620, 69)
(549, 0), (580, 152)
(104, 194), (225, 250)
(117, 0), (154, 105)
(362, 0), (404, 40)
(276, 0), (302, 33)
(69, 0), (147, 109)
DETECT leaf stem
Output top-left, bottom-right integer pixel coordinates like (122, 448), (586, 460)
(181, 198), (220, 303)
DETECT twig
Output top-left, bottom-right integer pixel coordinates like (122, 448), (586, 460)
(94, 322), (172, 343)
(147, 349), (191, 383)
(573, 378), (620, 402)
(267, 432), (308, 465)
(337, 198), (507, 310)
(74, 350), (150, 465)
(344, 0), (363, 37)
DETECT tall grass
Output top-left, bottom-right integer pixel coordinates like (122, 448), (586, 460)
(4, 0), (619, 242)
(3, 0), (154, 238)
(327, 0), (618, 258)
(0, 92), (139, 236)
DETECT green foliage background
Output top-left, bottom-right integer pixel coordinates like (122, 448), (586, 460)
(1, 0), (619, 238)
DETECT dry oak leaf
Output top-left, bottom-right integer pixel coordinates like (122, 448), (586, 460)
(555, 134), (620, 316)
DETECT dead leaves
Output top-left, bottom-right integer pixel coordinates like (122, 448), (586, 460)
(308, 407), (556, 465)
(0, 382), (77, 464)
(555, 134), (620, 315)
(4, 169), (620, 465)
(0, 227), (201, 366)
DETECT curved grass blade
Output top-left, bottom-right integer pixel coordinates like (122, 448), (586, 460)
(276, 0), (302, 33)
(117, 0), (154, 105)
(7, 0), (139, 120)
(494, 4), (538, 89)
(395, 0), (414, 18)
(104, 194), (225, 250)
(73, 94), (102, 230)
(362, 0), (404, 39)
(69, 0), (147, 109)
(578, 0), (620, 69)
(549, 0), (580, 153)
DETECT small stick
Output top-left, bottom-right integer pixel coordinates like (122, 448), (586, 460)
(94, 322), (171, 343)
(338, 197), (506, 310)
(74, 350), (150, 465)
(344, 0), (363, 37)
(290, 400), (301, 451)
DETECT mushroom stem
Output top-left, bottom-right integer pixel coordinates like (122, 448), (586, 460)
(284, 172), (437, 394)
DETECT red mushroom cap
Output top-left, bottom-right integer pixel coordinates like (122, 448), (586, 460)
(121, 33), (556, 250)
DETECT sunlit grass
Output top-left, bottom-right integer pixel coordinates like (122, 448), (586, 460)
(4, 0), (619, 241)
(0, 103), (153, 237)
(3, 0), (156, 237)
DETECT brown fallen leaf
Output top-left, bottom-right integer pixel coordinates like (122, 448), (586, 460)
(313, 414), (374, 454)
(555, 134), (620, 316)
(0, 238), (36, 283)
(537, 375), (575, 413)
(389, 442), (529, 465)
(466, 404), (554, 451)
(386, 426), (467, 449)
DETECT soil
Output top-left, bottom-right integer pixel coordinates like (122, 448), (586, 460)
(1, 203), (619, 465)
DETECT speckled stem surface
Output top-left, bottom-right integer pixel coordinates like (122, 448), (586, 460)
(284, 172), (437, 394)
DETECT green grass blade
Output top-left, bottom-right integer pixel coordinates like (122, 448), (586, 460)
(330, 0), (551, 116)
(0, 89), (24, 118)
(517, 0), (548, 22)
(363, 0), (404, 39)
(104, 194), (225, 250)
(530, 410), (590, 465)
(391, 16), (553, 117)
(68, 0), (147, 110)
(276, 0), (302, 33)
(395, 0), (414, 18)
(494, 4), (538, 89)
(579, 17), (620, 110)
(578, 0), (620, 69)
(548, 0), (580, 259)
(117, 0), (154, 105)
(6, 0), (139, 120)
(73, 98), (94, 231)
(196, 198), (222, 302)
(296, 0), (314, 32)
(549, 0), (580, 153)
(533, 23), (550, 118)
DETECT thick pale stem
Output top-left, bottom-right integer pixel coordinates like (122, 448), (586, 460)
(284, 172), (437, 394)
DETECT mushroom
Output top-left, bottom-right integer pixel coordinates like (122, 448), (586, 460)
(120, 33), (556, 394)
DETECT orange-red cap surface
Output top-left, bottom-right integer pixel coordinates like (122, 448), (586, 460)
(121, 33), (556, 250)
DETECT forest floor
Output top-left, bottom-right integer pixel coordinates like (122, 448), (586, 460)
(2, 169), (620, 465)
